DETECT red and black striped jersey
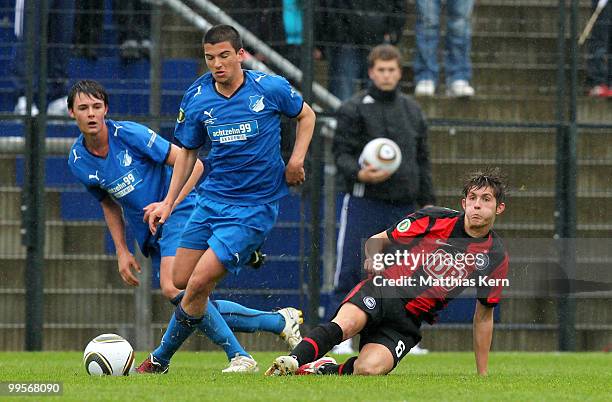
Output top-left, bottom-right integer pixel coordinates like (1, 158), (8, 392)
(382, 207), (508, 324)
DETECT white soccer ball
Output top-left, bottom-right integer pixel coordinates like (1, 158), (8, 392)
(358, 137), (402, 173)
(83, 334), (135, 376)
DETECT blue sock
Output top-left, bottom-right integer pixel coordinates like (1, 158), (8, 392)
(213, 300), (285, 334)
(196, 300), (249, 360)
(152, 304), (201, 365)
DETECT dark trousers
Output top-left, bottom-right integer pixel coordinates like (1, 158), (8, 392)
(586, 0), (611, 86)
(325, 193), (415, 321)
(9, 0), (75, 102)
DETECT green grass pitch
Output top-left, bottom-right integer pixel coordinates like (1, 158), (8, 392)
(0, 352), (610, 401)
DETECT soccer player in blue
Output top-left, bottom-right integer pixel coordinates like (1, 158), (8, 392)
(142, 25), (316, 372)
(66, 79), (304, 373)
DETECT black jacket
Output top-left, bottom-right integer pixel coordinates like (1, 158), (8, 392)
(333, 85), (436, 206)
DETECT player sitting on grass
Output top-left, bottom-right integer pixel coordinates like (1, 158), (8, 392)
(266, 169), (508, 376)
(67, 79), (303, 374)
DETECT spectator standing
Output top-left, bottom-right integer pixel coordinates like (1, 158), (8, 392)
(413, 0), (475, 98)
(330, 44), (436, 353)
(317, 0), (407, 101)
(10, 0), (75, 116)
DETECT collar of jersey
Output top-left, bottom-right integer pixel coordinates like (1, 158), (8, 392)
(212, 70), (247, 100)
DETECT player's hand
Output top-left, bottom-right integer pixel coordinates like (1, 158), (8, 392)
(364, 257), (383, 278)
(117, 251), (141, 286)
(357, 164), (393, 184)
(144, 201), (172, 235)
(285, 159), (305, 186)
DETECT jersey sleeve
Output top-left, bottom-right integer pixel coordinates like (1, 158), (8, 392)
(477, 252), (509, 307)
(268, 75), (304, 118)
(174, 90), (207, 150)
(124, 122), (171, 164)
(85, 184), (107, 202)
(386, 210), (432, 246)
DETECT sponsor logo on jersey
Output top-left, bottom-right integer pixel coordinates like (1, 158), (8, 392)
(146, 129), (157, 148)
(396, 219), (412, 233)
(104, 169), (142, 198)
(363, 296), (376, 310)
(117, 149), (133, 167)
(249, 95), (265, 112)
(177, 108), (186, 123)
(207, 120), (259, 143)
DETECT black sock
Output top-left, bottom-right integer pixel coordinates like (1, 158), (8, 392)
(169, 290), (185, 306)
(290, 322), (343, 366)
(319, 356), (357, 375)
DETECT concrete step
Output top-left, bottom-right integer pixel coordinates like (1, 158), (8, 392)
(429, 127), (612, 161)
(436, 193), (612, 225)
(431, 161), (612, 192)
(0, 257), (121, 289)
(0, 221), (107, 255)
(0, 187), (62, 220)
(416, 96), (611, 123)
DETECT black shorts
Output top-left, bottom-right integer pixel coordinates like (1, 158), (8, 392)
(341, 279), (422, 367)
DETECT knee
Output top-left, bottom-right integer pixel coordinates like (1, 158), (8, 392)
(353, 359), (390, 376)
(172, 271), (188, 290)
(160, 281), (178, 300)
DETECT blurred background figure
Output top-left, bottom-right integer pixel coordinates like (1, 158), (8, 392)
(329, 44), (435, 354)
(74, 0), (103, 59)
(112, 0), (152, 61)
(585, 0), (611, 97)
(317, 0), (407, 101)
(413, 0), (475, 98)
(10, 0), (75, 116)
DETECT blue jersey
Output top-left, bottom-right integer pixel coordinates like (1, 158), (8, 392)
(175, 70), (304, 205)
(68, 119), (172, 256)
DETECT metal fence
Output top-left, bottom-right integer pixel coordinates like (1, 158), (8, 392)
(0, 0), (611, 352)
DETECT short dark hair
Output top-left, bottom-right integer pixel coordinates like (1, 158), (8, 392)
(203, 24), (243, 52)
(367, 44), (401, 69)
(463, 168), (507, 204)
(67, 80), (109, 110)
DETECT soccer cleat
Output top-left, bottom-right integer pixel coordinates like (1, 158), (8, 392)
(446, 80), (475, 98)
(135, 354), (169, 374)
(295, 356), (337, 375)
(247, 248), (266, 269)
(264, 355), (299, 376)
(415, 79), (435, 97)
(277, 307), (303, 350)
(221, 354), (259, 373)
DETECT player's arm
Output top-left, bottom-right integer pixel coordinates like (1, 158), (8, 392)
(143, 144), (204, 225)
(364, 230), (392, 276)
(286, 102), (315, 186)
(100, 196), (142, 286)
(473, 300), (495, 376)
(147, 146), (199, 234)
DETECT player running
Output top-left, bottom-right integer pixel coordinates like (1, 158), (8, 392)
(266, 170), (508, 376)
(67, 80), (303, 374)
(141, 24), (315, 373)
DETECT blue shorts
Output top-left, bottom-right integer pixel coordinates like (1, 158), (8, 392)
(144, 193), (197, 288)
(179, 197), (280, 274)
